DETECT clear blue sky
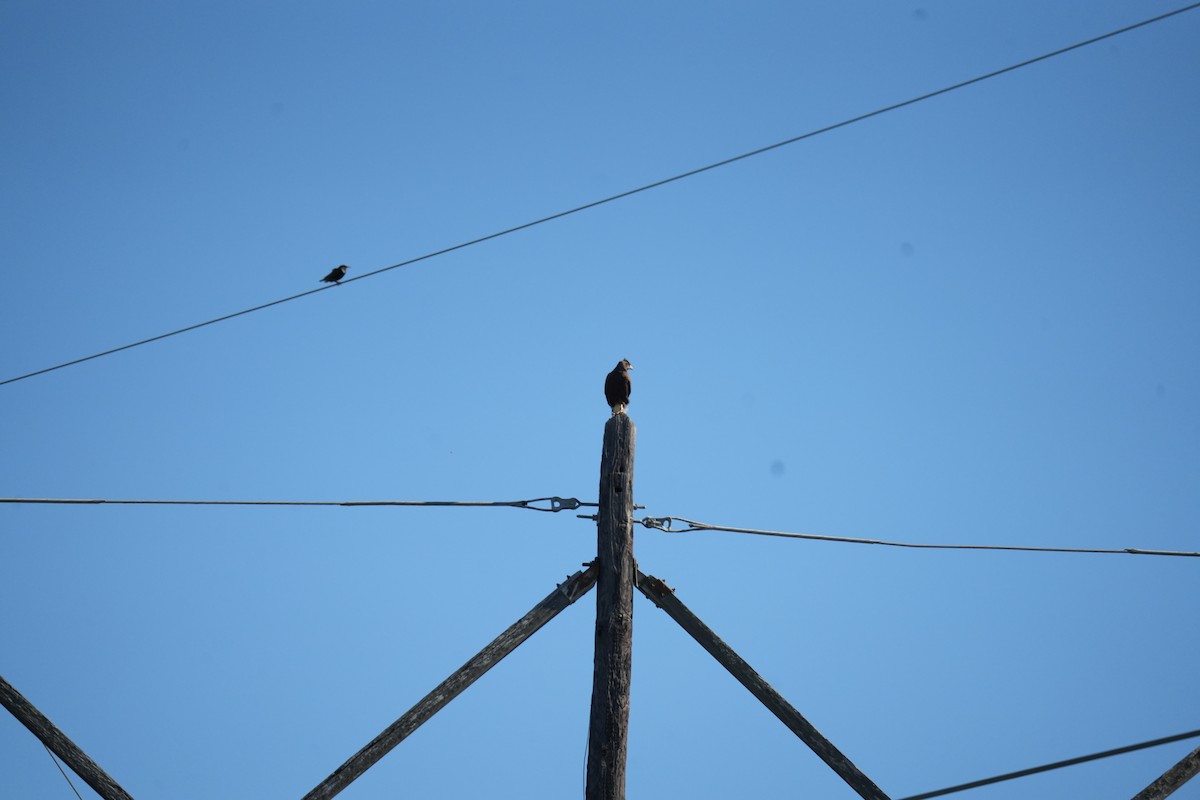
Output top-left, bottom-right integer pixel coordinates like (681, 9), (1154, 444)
(2, 2), (1198, 798)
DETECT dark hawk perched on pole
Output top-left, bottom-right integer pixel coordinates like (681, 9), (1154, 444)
(321, 265), (349, 284)
(605, 359), (633, 414)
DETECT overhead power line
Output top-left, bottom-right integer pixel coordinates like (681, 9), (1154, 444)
(7, 497), (1194, 557)
(0, 496), (596, 512)
(4, 2), (1198, 388)
(43, 744), (86, 800)
(638, 516), (1200, 558)
(897, 728), (1200, 800)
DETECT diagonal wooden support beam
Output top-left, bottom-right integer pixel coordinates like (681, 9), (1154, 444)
(301, 563), (598, 800)
(1131, 742), (1200, 800)
(635, 570), (891, 800)
(0, 673), (135, 800)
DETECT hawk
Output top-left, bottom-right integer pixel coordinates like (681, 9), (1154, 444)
(604, 359), (633, 414)
(321, 265), (349, 284)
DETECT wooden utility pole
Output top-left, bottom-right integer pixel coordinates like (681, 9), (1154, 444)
(302, 565), (598, 800)
(586, 413), (636, 800)
(0, 673), (136, 800)
(635, 571), (891, 800)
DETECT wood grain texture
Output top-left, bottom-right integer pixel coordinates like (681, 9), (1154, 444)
(586, 413), (636, 800)
(302, 565), (598, 800)
(0, 673), (136, 800)
(1131, 744), (1200, 800)
(635, 570), (892, 800)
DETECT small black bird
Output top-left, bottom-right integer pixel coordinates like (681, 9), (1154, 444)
(604, 359), (633, 414)
(320, 265), (349, 284)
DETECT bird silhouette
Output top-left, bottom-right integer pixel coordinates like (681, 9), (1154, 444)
(320, 265), (349, 284)
(604, 359), (633, 414)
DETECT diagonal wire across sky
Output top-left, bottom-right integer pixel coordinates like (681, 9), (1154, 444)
(3, 2), (1198, 388)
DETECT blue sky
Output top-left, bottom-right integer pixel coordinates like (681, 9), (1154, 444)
(2, 2), (1198, 798)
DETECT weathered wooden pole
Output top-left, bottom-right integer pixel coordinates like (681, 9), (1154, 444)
(0, 673), (136, 800)
(302, 565), (598, 800)
(635, 571), (892, 800)
(586, 412), (636, 800)
(1132, 743), (1200, 800)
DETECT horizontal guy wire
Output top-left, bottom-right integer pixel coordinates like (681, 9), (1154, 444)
(896, 728), (1200, 800)
(0, 496), (594, 512)
(4, 2), (1199, 387)
(641, 517), (1200, 558)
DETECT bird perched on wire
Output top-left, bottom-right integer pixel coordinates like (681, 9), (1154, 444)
(604, 359), (633, 415)
(320, 265), (349, 284)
